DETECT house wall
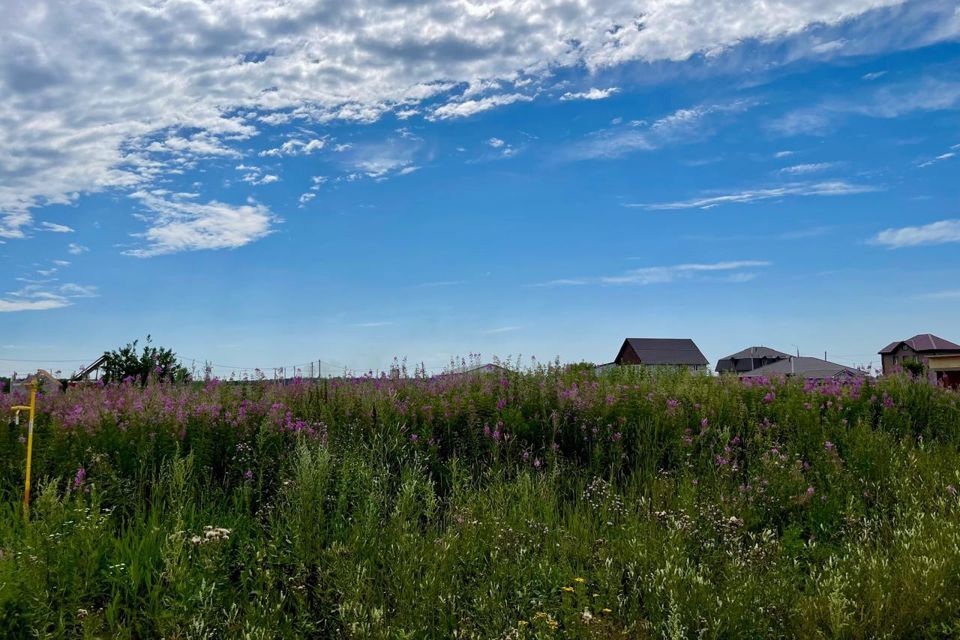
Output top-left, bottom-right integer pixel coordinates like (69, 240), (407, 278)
(882, 344), (918, 374)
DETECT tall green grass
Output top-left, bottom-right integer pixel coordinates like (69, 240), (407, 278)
(1, 367), (959, 637)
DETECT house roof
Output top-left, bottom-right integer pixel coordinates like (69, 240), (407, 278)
(618, 338), (709, 366)
(741, 356), (863, 379)
(718, 346), (791, 361)
(879, 334), (960, 354)
(70, 354), (107, 381)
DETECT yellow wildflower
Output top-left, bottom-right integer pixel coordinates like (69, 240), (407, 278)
(574, 577), (586, 583)
(601, 608), (612, 614)
(561, 586), (575, 592)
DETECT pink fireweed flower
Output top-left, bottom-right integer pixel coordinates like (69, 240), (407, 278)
(763, 392), (776, 404)
(73, 467), (86, 489)
(666, 399), (679, 409)
(824, 441), (834, 451)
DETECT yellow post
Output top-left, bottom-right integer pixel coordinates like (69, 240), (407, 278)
(11, 380), (37, 520)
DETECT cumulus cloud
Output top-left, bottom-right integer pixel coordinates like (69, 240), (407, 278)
(536, 260), (770, 287)
(560, 87), (620, 101)
(67, 243), (88, 255)
(869, 219), (960, 248)
(631, 181), (878, 210)
(260, 137), (327, 157)
(237, 165), (280, 185)
(1, 0), (949, 239)
(124, 191), (277, 257)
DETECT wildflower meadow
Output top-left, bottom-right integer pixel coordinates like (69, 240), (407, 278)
(2, 365), (960, 638)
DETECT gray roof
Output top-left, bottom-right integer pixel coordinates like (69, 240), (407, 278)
(740, 356), (864, 379)
(619, 338), (709, 366)
(879, 333), (960, 354)
(719, 346), (791, 361)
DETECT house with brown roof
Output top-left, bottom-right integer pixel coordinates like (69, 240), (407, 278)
(611, 338), (709, 372)
(879, 333), (960, 386)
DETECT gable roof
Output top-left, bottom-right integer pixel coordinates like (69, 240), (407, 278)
(879, 334), (960, 354)
(719, 346), (791, 361)
(741, 356), (863, 379)
(617, 338), (708, 366)
(71, 354), (107, 382)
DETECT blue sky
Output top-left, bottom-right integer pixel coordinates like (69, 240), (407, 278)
(2, 0), (959, 377)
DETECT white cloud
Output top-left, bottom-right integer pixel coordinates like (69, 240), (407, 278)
(40, 221), (74, 233)
(298, 192), (316, 206)
(862, 70), (887, 80)
(0, 0), (943, 238)
(774, 150), (795, 158)
(779, 162), (836, 175)
(921, 289), (960, 300)
(481, 326), (522, 334)
(0, 298), (70, 312)
(919, 151), (956, 168)
(537, 260), (770, 287)
(0, 282), (98, 313)
(260, 137), (327, 157)
(124, 191), (277, 257)
(869, 219), (960, 249)
(67, 243), (88, 255)
(237, 166), (280, 185)
(487, 138), (506, 148)
(565, 100), (754, 160)
(632, 180), (878, 210)
(354, 321), (392, 328)
(771, 77), (960, 135)
(560, 87), (620, 101)
(430, 94), (533, 120)
(338, 139), (421, 180)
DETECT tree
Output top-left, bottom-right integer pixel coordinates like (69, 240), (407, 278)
(101, 336), (190, 385)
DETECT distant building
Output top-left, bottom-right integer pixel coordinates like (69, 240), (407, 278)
(70, 354), (107, 384)
(716, 346), (791, 374)
(434, 362), (511, 378)
(612, 338), (709, 372)
(879, 333), (960, 386)
(10, 369), (64, 395)
(740, 356), (864, 380)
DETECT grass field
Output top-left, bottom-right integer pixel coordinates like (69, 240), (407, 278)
(2, 367), (960, 638)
